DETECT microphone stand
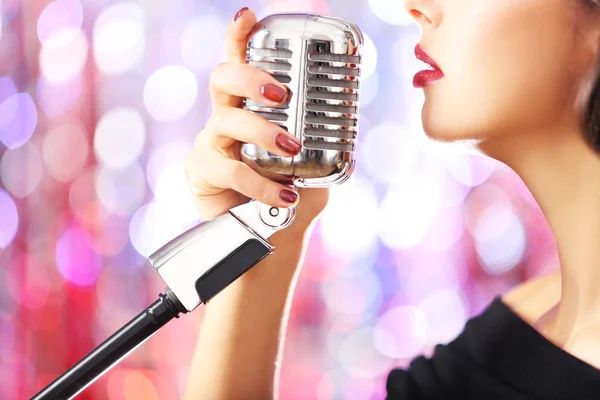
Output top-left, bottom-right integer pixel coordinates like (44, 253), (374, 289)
(31, 200), (296, 399)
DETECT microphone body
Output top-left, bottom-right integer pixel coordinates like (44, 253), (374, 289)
(32, 13), (363, 399)
(241, 13), (363, 187)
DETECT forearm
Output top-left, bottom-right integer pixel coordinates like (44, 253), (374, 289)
(183, 220), (313, 400)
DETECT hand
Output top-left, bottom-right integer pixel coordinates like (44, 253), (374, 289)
(185, 7), (330, 229)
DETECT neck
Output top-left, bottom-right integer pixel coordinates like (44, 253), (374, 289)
(479, 125), (600, 338)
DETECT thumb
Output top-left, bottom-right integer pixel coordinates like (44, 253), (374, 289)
(226, 7), (258, 64)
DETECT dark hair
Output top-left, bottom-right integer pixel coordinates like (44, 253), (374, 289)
(584, 74), (600, 150)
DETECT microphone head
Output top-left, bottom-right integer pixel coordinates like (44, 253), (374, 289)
(241, 13), (363, 188)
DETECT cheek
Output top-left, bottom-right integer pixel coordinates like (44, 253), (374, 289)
(421, 0), (580, 140)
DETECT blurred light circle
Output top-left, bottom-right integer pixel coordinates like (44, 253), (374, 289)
(56, 227), (102, 286)
(320, 176), (378, 257)
(378, 174), (442, 249)
(361, 33), (377, 80)
(267, 0), (330, 13)
(154, 161), (197, 221)
(360, 72), (378, 107)
(69, 167), (106, 227)
(0, 33), (22, 74)
(37, 0), (83, 48)
(86, 214), (130, 257)
(0, 142), (43, 198)
(180, 12), (227, 73)
(124, 370), (159, 400)
(95, 163), (146, 216)
(474, 203), (526, 275)
(368, 0), (414, 26)
(418, 290), (468, 345)
(43, 124), (89, 182)
(419, 205), (464, 252)
(143, 65), (198, 122)
(0, 189), (18, 248)
(0, 93), (38, 149)
(146, 142), (190, 193)
(338, 328), (393, 379)
(94, 107), (146, 169)
(93, 2), (146, 75)
(320, 271), (381, 316)
(39, 29), (88, 84)
(403, 253), (464, 303)
(130, 201), (195, 258)
(361, 122), (419, 184)
(36, 75), (82, 118)
(445, 153), (495, 188)
(0, 316), (15, 355)
(0, 76), (17, 103)
(374, 306), (428, 359)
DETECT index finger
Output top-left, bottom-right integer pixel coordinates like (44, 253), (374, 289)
(226, 7), (259, 64)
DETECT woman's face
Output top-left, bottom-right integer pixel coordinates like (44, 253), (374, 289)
(404, 0), (600, 142)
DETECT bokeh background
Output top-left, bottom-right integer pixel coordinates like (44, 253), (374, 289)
(0, 0), (560, 399)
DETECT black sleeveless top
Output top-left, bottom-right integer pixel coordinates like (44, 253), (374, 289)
(385, 296), (600, 399)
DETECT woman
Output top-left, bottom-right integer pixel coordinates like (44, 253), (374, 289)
(183, 2), (600, 399)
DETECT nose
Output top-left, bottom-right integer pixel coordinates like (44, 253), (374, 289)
(403, 0), (442, 29)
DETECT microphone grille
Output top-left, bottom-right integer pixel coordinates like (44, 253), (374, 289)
(242, 13), (363, 187)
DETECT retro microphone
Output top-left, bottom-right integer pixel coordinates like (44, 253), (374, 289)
(32, 13), (363, 399)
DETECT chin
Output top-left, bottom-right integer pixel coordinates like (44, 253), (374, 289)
(421, 107), (493, 144)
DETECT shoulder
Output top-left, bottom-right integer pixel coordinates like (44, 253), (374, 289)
(501, 270), (561, 324)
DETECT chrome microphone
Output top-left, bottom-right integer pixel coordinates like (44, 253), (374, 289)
(31, 14), (362, 399)
(242, 13), (362, 189)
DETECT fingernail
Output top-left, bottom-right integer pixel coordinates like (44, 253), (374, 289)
(234, 7), (248, 22)
(261, 83), (287, 103)
(279, 189), (298, 203)
(275, 133), (302, 155)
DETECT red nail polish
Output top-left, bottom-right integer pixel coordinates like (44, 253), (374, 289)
(280, 189), (298, 203)
(275, 133), (302, 155)
(234, 7), (248, 22)
(261, 83), (287, 103)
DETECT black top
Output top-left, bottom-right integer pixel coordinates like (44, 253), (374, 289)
(386, 296), (600, 399)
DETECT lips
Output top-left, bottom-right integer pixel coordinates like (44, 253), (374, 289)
(413, 44), (444, 88)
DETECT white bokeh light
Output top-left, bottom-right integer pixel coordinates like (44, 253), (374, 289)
(39, 29), (88, 84)
(0, 142), (43, 198)
(445, 153), (496, 188)
(154, 160), (198, 222)
(474, 203), (526, 275)
(338, 328), (394, 379)
(93, 2), (146, 75)
(37, 0), (83, 49)
(374, 306), (428, 359)
(320, 176), (379, 257)
(94, 107), (146, 169)
(368, 0), (415, 26)
(129, 200), (196, 258)
(378, 173), (443, 249)
(146, 142), (191, 193)
(360, 122), (420, 184)
(360, 72), (379, 108)
(320, 271), (381, 316)
(180, 10), (227, 73)
(360, 33), (377, 80)
(95, 163), (146, 216)
(418, 289), (468, 345)
(143, 65), (198, 122)
(42, 124), (88, 182)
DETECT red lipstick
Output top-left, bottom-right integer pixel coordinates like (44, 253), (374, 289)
(413, 44), (444, 88)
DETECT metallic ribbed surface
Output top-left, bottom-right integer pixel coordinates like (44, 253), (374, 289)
(240, 13), (363, 188)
